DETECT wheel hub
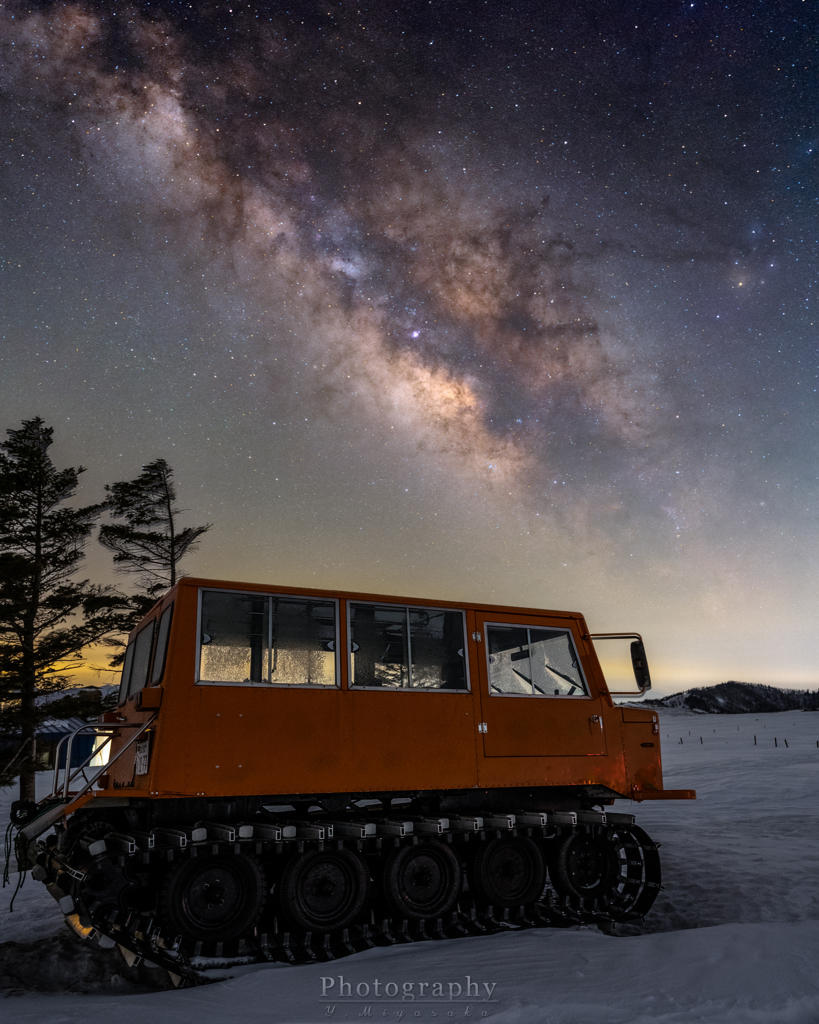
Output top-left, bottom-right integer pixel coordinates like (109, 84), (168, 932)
(201, 879), (227, 910)
(404, 858), (440, 901)
(301, 862), (350, 914)
(494, 848), (527, 891)
(182, 864), (245, 927)
(566, 838), (609, 890)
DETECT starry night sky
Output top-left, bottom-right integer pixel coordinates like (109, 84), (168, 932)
(1, 0), (816, 692)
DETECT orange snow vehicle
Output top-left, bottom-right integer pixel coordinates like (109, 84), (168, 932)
(14, 578), (694, 984)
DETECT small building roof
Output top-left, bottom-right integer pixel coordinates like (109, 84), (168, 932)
(36, 716), (91, 739)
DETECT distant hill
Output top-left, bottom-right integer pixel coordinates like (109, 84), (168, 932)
(34, 684), (119, 720)
(644, 681), (819, 714)
(36, 684), (118, 707)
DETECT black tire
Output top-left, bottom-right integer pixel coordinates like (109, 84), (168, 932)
(278, 848), (369, 932)
(160, 853), (265, 943)
(550, 831), (617, 899)
(80, 859), (130, 915)
(383, 842), (461, 920)
(470, 836), (546, 907)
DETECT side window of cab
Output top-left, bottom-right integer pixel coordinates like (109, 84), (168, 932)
(486, 625), (589, 697)
(117, 601), (174, 704)
(118, 620), (155, 704)
(197, 589), (338, 687)
(348, 603), (468, 690)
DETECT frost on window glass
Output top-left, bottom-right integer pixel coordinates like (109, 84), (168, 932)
(270, 596), (336, 686)
(200, 591), (269, 683)
(199, 590), (337, 686)
(350, 603), (466, 690)
(487, 625), (587, 697)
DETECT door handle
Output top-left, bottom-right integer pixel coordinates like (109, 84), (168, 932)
(590, 715), (603, 731)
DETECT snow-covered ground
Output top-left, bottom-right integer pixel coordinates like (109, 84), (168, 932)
(2, 709), (818, 1022)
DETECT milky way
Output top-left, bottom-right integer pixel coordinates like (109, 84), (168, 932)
(1, 1), (816, 687)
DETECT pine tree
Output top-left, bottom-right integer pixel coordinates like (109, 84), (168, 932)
(98, 459), (211, 659)
(0, 418), (126, 800)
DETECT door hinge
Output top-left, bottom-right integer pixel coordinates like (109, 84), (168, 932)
(472, 631), (482, 642)
(478, 722), (488, 733)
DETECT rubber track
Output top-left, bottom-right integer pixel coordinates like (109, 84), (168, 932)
(44, 820), (660, 987)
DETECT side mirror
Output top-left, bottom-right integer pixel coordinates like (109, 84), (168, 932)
(630, 640), (651, 691)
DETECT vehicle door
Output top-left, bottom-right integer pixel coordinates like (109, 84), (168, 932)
(470, 611), (607, 757)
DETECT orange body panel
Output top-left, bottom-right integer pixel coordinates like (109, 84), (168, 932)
(98, 578), (691, 807)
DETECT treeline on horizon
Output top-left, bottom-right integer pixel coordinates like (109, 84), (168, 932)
(0, 417), (210, 797)
(647, 681), (819, 714)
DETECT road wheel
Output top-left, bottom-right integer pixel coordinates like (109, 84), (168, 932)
(160, 853), (265, 943)
(550, 831), (617, 898)
(383, 842), (461, 920)
(470, 836), (545, 906)
(278, 849), (369, 932)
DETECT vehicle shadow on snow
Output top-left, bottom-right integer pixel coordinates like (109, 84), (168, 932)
(0, 930), (177, 997)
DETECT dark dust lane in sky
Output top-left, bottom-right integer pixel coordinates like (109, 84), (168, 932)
(0, 1), (816, 686)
